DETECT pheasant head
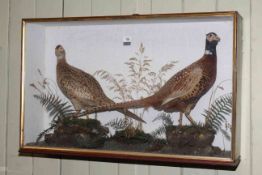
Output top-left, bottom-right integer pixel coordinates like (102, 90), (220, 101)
(205, 32), (220, 56)
(55, 45), (66, 60)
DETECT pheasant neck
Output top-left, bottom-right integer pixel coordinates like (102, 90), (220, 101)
(205, 40), (217, 56)
(204, 50), (213, 55)
(57, 56), (66, 63)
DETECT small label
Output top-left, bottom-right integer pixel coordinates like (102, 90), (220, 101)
(123, 36), (131, 46)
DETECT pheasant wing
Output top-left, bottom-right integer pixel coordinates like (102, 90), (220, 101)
(59, 63), (110, 105)
(161, 67), (203, 106)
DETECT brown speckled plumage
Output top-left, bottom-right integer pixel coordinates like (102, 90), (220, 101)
(84, 32), (220, 125)
(55, 45), (145, 123)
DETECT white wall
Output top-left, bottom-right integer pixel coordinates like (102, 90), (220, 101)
(0, 0), (259, 175)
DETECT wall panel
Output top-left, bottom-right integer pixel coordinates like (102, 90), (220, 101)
(33, 158), (60, 175)
(7, 0), (35, 174)
(61, 0), (92, 174)
(92, 0), (120, 16)
(64, 0), (91, 17)
(120, 1), (152, 174)
(90, 162), (118, 175)
(150, 1), (183, 174)
(32, 1), (63, 175)
(120, 0), (151, 172)
(151, 0), (182, 13)
(36, 0), (63, 17)
(134, 165), (149, 175)
(118, 164), (136, 175)
(0, 0), (9, 175)
(217, 1), (251, 175)
(251, 0), (262, 175)
(61, 160), (90, 175)
(182, 0), (216, 174)
(121, 0), (136, 15)
(184, 0), (216, 12)
(90, 1), (120, 174)
(183, 168), (216, 175)
(136, 0), (151, 14)
(150, 166), (181, 175)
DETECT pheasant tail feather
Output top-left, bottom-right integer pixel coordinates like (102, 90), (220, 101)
(84, 96), (154, 116)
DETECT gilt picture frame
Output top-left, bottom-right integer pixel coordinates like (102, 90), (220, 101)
(20, 11), (241, 169)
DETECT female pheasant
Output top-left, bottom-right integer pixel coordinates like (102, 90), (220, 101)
(55, 45), (145, 123)
(83, 32), (220, 125)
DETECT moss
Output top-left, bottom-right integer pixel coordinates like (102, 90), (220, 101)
(166, 125), (216, 147)
(62, 118), (102, 129)
(29, 117), (230, 157)
(36, 118), (109, 148)
(111, 128), (153, 144)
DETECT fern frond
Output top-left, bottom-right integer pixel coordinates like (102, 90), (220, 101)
(151, 126), (166, 138)
(105, 118), (131, 130)
(34, 93), (75, 121)
(152, 113), (174, 126)
(203, 93), (232, 140)
(36, 123), (56, 143)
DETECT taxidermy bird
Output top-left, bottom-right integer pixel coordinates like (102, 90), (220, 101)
(83, 32), (220, 125)
(55, 45), (145, 123)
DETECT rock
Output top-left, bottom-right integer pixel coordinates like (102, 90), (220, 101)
(163, 125), (227, 156)
(166, 125), (215, 148)
(43, 118), (109, 148)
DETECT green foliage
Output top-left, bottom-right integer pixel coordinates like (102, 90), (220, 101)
(34, 93), (75, 121)
(33, 93), (75, 142)
(105, 118), (132, 130)
(203, 93), (232, 140)
(113, 127), (153, 144)
(36, 124), (56, 143)
(62, 118), (102, 128)
(151, 126), (166, 138)
(152, 112), (174, 126)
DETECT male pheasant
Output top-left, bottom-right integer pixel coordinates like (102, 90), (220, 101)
(83, 32), (220, 125)
(55, 45), (145, 123)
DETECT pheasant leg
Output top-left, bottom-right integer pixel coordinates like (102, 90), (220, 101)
(178, 112), (183, 126)
(185, 114), (197, 126)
